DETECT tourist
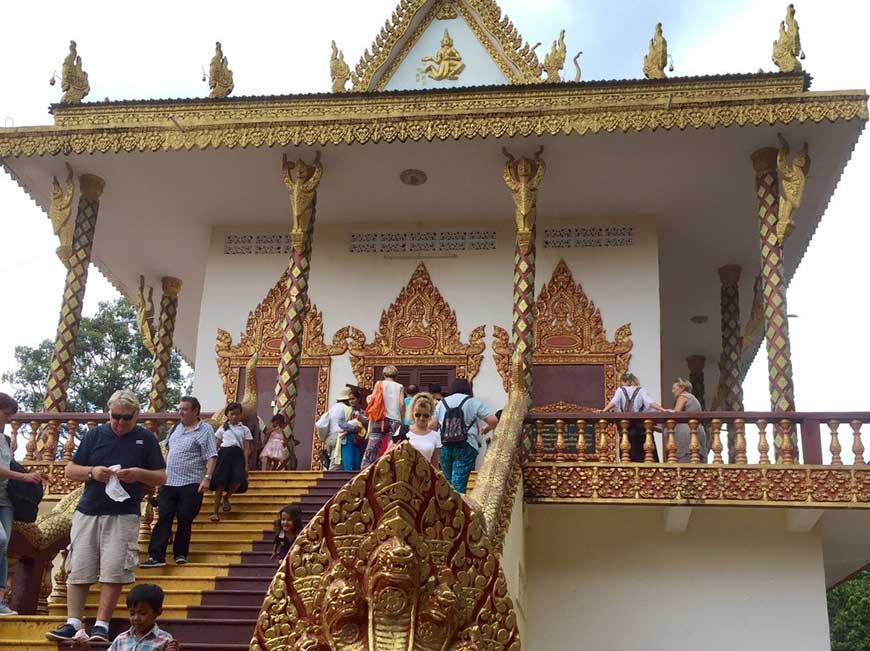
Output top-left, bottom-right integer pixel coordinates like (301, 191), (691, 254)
(325, 387), (364, 471)
(402, 384), (419, 428)
(260, 414), (287, 471)
(434, 379), (497, 493)
(599, 373), (664, 462)
(271, 503), (303, 563)
(397, 393), (441, 465)
(344, 390), (369, 471)
(428, 383), (444, 404)
(209, 401), (253, 522)
(141, 396), (217, 569)
(0, 393), (43, 616)
(668, 378), (708, 462)
(361, 366), (404, 468)
(46, 390), (166, 643)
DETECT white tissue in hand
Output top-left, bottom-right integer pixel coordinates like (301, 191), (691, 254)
(105, 464), (131, 502)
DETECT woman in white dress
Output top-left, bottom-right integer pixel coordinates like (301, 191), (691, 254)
(396, 393), (441, 466)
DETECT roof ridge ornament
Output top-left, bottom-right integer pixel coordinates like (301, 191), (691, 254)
(207, 42), (234, 99)
(643, 22), (669, 80)
(434, 0), (457, 20)
(772, 3), (805, 73)
(330, 41), (350, 92)
(57, 40), (90, 104)
(775, 133), (810, 244)
(542, 29), (567, 82)
(573, 51), (583, 82)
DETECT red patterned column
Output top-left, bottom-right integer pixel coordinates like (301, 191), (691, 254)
(717, 264), (744, 462)
(752, 148), (796, 458)
(503, 150), (546, 392)
(148, 277), (182, 412)
(686, 355), (706, 409)
(43, 174), (105, 413)
(274, 154), (323, 434)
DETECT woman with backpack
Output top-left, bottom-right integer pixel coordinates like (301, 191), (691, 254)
(600, 373), (665, 462)
(433, 379), (498, 493)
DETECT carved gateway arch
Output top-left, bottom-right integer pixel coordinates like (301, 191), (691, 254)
(349, 263), (486, 388)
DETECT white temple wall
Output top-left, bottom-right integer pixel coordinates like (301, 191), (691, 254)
(192, 219), (662, 411)
(525, 505), (831, 651)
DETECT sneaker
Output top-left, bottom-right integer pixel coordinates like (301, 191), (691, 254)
(174, 556), (188, 565)
(0, 601), (17, 616)
(89, 625), (109, 642)
(46, 623), (79, 641)
(139, 557), (166, 568)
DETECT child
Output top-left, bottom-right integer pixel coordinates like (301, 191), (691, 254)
(209, 401), (253, 522)
(271, 504), (303, 563)
(260, 414), (287, 471)
(73, 583), (178, 650)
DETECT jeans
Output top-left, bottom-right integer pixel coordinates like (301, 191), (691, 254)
(439, 443), (477, 493)
(148, 484), (203, 561)
(0, 505), (12, 592)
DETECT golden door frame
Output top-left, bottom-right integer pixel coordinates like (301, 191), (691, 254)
(215, 268), (350, 468)
(493, 259), (633, 412)
(348, 263), (486, 388)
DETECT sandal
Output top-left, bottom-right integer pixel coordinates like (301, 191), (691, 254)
(222, 499), (232, 512)
(209, 513), (220, 522)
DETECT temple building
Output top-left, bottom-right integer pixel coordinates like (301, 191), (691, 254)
(0, 1), (868, 650)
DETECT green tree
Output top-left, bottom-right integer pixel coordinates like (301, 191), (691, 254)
(829, 570), (870, 650)
(1, 297), (190, 413)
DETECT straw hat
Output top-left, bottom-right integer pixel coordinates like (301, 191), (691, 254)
(336, 386), (354, 402)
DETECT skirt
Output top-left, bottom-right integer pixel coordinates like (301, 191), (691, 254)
(260, 436), (285, 461)
(210, 445), (248, 493)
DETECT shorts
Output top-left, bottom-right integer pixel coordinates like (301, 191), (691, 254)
(67, 511), (140, 585)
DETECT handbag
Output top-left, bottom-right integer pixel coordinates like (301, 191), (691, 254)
(7, 459), (43, 523)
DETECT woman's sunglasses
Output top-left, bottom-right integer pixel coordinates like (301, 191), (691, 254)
(414, 413), (431, 419)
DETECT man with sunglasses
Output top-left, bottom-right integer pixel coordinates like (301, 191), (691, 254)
(47, 389), (166, 644)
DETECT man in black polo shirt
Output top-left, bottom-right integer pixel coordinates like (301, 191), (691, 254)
(46, 389), (166, 644)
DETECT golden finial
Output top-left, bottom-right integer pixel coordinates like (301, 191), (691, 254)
(573, 51), (583, 82)
(420, 30), (465, 81)
(643, 23), (668, 80)
(542, 30), (567, 83)
(48, 163), (75, 266)
(330, 41), (350, 93)
(58, 40), (90, 104)
(772, 4), (805, 72)
(207, 41), (234, 98)
(775, 133), (810, 244)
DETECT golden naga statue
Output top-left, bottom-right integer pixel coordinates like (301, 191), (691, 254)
(251, 444), (520, 651)
(772, 4), (805, 73)
(421, 29), (466, 81)
(208, 41), (234, 98)
(775, 133), (810, 244)
(136, 275), (157, 357)
(542, 30), (567, 82)
(281, 152), (323, 252)
(503, 146), (546, 253)
(48, 163), (75, 267)
(329, 40), (350, 92)
(59, 40), (90, 104)
(643, 22), (668, 80)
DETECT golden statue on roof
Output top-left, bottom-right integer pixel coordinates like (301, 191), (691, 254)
(643, 23), (668, 80)
(329, 41), (350, 92)
(208, 42), (234, 98)
(48, 163), (75, 266)
(543, 30), (567, 82)
(59, 40), (90, 104)
(421, 29), (465, 81)
(772, 3), (805, 73)
(776, 133), (810, 244)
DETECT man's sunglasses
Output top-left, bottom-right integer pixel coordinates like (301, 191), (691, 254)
(110, 413), (135, 422)
(414, 413), (431, 419)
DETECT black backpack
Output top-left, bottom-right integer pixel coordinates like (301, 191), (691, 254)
(440, 396), (472, 446)
(7, 459), (43, 523)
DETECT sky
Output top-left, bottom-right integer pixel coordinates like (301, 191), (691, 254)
(1, 0), (869, 425)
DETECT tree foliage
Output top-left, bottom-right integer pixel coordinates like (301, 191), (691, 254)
(829, 570), (870, 650)
(1, 298), (190, 412)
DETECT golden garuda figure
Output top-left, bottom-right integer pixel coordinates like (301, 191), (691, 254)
(776, 133), (810, 244)
(543, 30), (567, 82)
(282, 152), (323, 252)
(48, 163), (75, 267)
(643, 22), (668, 80)
(60, 40), (90, 104)
(503, 146), (546, 253)
(772, 3), (805, 72)
(421, 29), (465, 81)
(208, 41), (234, 98)
(329, 40), (350, 92)
(136, 275), (157, 357)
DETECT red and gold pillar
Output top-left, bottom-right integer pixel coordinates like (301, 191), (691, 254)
(503, 151), (546, 392)
(273, 154), (323, 434)
(717, 264), (744, 412)
(147, 277), (182, 413)
(686, 355), (706, 409)
(42, 174), (105, 413)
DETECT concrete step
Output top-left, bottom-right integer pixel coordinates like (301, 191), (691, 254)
(228, 562), (280, 578)
(186, 604), (262, 620)
(139, 539), (253, 552)
(200, 589), (269, 607)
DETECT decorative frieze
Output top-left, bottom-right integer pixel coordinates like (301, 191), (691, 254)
(349, 230), (497, 254)
(543, 225), (634, 249)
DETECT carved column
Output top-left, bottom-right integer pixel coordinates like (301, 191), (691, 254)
(717, 264), (744, 411)
(147, 277), (182, 413)
(503, 150), (546, 392)
(273, 154), (323, 434)
(686, 355), (706, 409)
(42, 174), (105, 413)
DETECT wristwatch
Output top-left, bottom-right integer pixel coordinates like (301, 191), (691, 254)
(204, 474), (212, 480)
(87, 467), (94, 481)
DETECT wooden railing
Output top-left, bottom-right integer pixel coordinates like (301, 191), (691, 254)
(521, 412), (870, 506)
